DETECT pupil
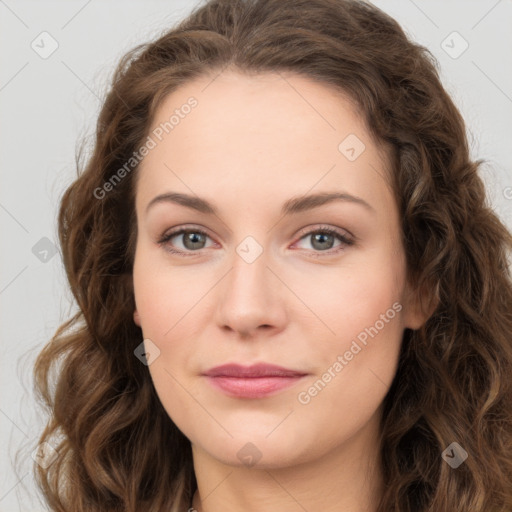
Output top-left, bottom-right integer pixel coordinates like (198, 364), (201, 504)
(185, 232), (205, 249)
(313, 233), (333, 250)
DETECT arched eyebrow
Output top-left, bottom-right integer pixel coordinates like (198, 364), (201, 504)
(282, 191), (375, 215)
(145, 191), (375, 216)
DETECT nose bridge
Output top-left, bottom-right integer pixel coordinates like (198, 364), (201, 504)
(228, 234), (271, 296)
(214, 233), (286, 334)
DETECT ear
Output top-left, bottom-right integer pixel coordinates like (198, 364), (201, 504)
(402, 279), (439, 330)
(133, 309), (141, 327)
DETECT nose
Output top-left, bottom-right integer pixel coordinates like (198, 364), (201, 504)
(214, 245), (288, 338)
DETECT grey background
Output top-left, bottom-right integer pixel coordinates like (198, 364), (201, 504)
(1, 1), (511, 510)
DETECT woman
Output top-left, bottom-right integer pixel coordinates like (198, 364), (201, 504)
(33, 0), (512, 511)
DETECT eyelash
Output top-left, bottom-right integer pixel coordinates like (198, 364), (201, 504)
(157, 224), (355, 258)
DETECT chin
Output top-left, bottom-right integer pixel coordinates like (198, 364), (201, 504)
(195, 426), (318, 470)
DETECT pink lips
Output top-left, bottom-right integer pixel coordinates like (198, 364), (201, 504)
(202, 363), (308, 399)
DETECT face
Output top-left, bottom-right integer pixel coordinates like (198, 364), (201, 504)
(132, 69), (425, 469)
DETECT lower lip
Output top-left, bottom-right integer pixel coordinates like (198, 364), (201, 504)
(205, 375), (306, 398)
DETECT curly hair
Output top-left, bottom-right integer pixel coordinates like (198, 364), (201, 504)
(32, 0), (512, 511)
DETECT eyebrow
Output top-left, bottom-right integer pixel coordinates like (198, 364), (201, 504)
(145, 191), (375, 216)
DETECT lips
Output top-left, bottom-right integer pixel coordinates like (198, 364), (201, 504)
(202, 363), (308, 378)
(202, 363), (308, 399)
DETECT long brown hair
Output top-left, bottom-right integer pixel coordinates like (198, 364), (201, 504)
(32, 0), (512, 510)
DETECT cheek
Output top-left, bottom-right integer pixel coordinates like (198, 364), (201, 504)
(296, 244), (406, 405)
(132, 253), (202, 428)
(315, 283), (404, 390)
(293, 270), (405, 447)
(132, 247), (210, 385)
(296, 244), (405, 349)
(132, 245), (203, 336)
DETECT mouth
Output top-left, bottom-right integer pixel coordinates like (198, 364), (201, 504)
(201, 363), (309, 399)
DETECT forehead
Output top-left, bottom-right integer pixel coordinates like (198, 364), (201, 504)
(136, 70), (393, 214)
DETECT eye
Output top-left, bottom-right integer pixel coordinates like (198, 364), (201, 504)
(157, 224), (354, 257)
(292, 225), (354, 256)
(158, 227), (215, 256)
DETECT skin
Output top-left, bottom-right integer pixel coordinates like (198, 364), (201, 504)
(132, 69), (428, 512)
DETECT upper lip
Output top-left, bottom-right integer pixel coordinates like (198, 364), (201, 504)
(202, 363), (308, 378)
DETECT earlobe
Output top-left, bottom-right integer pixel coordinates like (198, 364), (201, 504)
(133, 310), (141, 327)
(403, 280), (439, 330)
